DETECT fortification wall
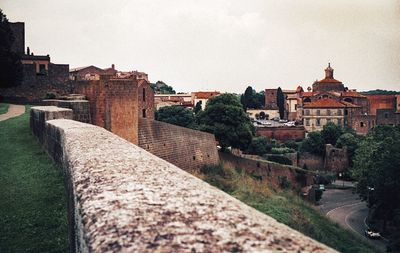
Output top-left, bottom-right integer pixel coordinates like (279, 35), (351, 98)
(219, 152), (314, 189)
(298, 152), (324, 171)
(29, 106), (334, 252)
(0, 63), (71, 104)
(256, 126), (305, 141)
(43, 99), (91, 123)
(138, 118), (219, 171)
(324, 144), (348, 173)
(73, 78), (139, 144)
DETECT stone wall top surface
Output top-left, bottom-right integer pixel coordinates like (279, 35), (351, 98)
(31, 106), (73, 113)
(46, 118), (336, 252)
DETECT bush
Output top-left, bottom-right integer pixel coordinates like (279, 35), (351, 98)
(278, 176), (291, 189)
(284, 140), (300, 151)
(270, 147), (295, 154)
(246, 137), (273, 155)
(45, 92), (56, 99)
(263, 154), (293, 165)
(200, 164), (225, 176)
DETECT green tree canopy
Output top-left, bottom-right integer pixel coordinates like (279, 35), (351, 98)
(198, 93), (254, 150)
(301, 131), (325, 156)
(240, 86), (264, 110)
(246, 136), (272, 156)
(352, 125), (400, 233)
(336, 132), (360, 167)
(193, 100), (202, 114)
(277, 87), (285, 119)
(155, 105), (197, 129)
(0, 9), (22, 88)
(150, 81), (176, 94)
(321, 122), (343, 145)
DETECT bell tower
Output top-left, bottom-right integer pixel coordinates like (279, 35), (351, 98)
(325, 63), (334, 79)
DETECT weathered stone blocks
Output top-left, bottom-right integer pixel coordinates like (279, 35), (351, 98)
(30, 107), (336, 252)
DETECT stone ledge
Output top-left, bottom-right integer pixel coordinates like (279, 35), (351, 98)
(41, 118), (336, 252)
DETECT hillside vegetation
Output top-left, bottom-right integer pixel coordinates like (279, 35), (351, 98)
(196, 164), (377, 253)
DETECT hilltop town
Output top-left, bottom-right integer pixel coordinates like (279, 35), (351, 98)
(1, 10), (400, 253)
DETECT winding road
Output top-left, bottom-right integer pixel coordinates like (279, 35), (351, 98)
(319, 188), (387, 252)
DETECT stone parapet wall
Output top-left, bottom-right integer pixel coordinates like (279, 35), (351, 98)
(138, 118), (219, 171)
(30, 106), (335, 253)
(220, 152), (315, 189)
(43, 99), (91, 123)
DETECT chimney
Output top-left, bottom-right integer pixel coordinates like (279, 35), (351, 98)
(111, 64), (115, 70)
(27, 47), (30, 55)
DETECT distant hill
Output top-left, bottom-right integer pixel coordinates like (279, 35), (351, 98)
(361, 89), (400, 95)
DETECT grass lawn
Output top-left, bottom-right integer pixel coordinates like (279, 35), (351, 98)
(0, 103), (9, 115)
(198, 164), (378, 253)
(0, 106), (69, 252)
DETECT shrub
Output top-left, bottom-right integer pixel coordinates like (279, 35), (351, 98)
(45, 92), (56, 99)
(200, 164), (225, 176)
(263, 154), (293, 165)
(278, 176), (291, 189)
(246, 137), (273, 155)
(270, 147), (295, 154)
(284, 140), (300, 151)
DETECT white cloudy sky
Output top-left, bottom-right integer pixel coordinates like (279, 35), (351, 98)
(2, 0), (400, 93)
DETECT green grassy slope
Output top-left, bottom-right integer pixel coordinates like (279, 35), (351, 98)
(198, 164), (377, 253)
(0, 106), (68, 252)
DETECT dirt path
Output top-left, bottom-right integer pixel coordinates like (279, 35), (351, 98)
(0, 104), (25, 121)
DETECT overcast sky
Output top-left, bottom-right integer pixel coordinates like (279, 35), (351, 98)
(2, 0), (400, 93)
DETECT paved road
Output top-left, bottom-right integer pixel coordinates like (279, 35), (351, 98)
(0, 104), (25, 121)
(320, 188), (387, 252)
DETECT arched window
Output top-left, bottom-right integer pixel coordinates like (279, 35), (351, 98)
(303, 97), (311, 103)
(344, 98), (353, 103)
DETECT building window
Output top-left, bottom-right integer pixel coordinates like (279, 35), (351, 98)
(316, 119), (321, 126)
(306, 119), (310, 126)
(344, 109), (348, 116)
(143, 88), (146, 102)
(305, 109), (310, 116)
(316, 110), (320, 116)
(142, 109), (146, 118)
(327, 109), (331, 116)
(384, 112), (389, 119)
(294, 104), (297, 110)
(360, 122), (364, 127)
(338, 109), (342, 116)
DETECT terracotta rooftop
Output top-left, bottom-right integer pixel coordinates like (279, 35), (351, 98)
(316, 78), (342, 84)
(194, 91), (220, 99)
(301, 92), (314, 97)
(303, 98), (358, 108)
(341, 91), (365, 98)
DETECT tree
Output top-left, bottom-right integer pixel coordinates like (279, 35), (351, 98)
(155, 105), (197, 129)
(198, 93), (254, 150)
(277, 87), (285, 119)
(240, 86), (264, 110)
(193, 101), (202, 114)
(301, 131), (325, 156)
(150, 81), (176, 94)
(0, 9), (22, 88)
(321, 122), (343, 145)
(336, 132), (359, 167)
(352, 125), (400, 233)
(246, 137), (272, 156)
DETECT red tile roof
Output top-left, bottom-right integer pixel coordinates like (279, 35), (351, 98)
(301, 92), (314, 97)
(317, 78), (342, 83)
(303, 98), (358, 108)
(341, 91), (365, 98)
(194, 91), (220, 99)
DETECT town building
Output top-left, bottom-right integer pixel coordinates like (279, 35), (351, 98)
(154, 94), (192, 110)
(1, 22), (70, 103)
(192, 91), (220, 110)
(264, 63), (400, 135)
